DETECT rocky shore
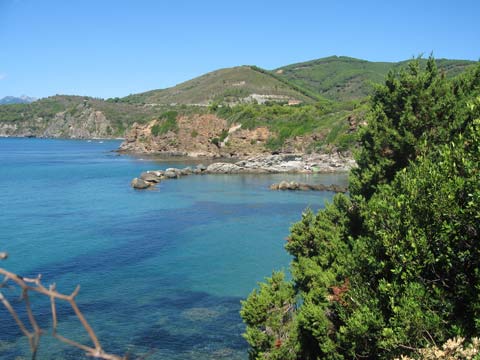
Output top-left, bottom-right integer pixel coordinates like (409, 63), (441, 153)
(270, 181), (347, 193)
(130, 153), (354, 191)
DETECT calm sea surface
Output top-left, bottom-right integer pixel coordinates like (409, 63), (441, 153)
(0, 138), (347, 359)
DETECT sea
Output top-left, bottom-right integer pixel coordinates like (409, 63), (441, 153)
(0, 138), (348, 359)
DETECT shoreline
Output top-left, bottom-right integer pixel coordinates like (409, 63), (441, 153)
(121, 150), (356, 172)
(131, 153), (354, 191)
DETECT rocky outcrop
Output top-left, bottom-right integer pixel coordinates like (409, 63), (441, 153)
(205, 163), (243, 173)
(131, 178), (154, 189)
(0, 105), (114, 139)
(118, 114), (272, 158)
(236, 153), (355, 173)
(270, 181), (348, 193)
(43, 109), (112, 138)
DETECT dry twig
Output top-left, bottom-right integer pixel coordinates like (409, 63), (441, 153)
(0, 251), (127, 360)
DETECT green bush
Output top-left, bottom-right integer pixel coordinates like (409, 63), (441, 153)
(151, 111), (178, 136)
(241, 59), (480, 359)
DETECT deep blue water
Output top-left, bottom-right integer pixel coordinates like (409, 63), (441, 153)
(0, 138), (347, 359)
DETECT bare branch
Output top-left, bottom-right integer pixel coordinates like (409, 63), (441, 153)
(0, 254), (129, 360)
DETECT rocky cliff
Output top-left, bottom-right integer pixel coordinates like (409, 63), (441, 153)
(119, 113), (274, 157)
(0, 96), (120, 139)
(118, 113), (327, 158)
(0, 107), (114, 138)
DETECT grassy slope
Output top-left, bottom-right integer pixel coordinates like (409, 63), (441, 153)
(120, 66), (318, 105)
(275, 56), (475, 101)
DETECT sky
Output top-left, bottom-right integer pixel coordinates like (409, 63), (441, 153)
(0, 0), (479, 99)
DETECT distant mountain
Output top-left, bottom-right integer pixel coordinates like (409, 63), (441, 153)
(120, 65), (319, 105)
(274, 56), (475, 101)
(0, 95), (36, 105)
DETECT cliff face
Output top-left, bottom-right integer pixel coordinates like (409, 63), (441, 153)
(118, 113), (322, 158)
(119, 113), (276, 157)
(0, 107), (114, 139)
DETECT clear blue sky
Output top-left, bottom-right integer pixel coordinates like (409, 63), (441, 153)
(1, 0), (479, 99)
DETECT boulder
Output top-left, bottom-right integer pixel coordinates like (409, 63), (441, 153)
(140, 172), (161, 183)
(278, 181), (290, 190)
(164, 170), (178, 179)
(206, 162), (243, 174)
(180, 167), (193, 175)
(131, 178), (153, 190)
(269, 181), (347, 193)
(298, 184), (313, 191)
(166, 168), (183, 175)
(196, 164), (207, 172)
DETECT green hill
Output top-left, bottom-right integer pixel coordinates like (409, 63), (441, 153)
(275, 56), (475, 101)
(120, 66), (318, 105)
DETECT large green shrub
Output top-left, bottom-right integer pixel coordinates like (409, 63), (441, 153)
(241, 59), (480, 359)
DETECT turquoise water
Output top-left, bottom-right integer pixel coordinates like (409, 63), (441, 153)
(0, 138), (347, 359)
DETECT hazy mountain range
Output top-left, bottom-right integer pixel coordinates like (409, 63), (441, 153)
(0, 95), (36, 105)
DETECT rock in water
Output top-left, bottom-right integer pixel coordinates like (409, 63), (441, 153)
(164, 170), (178, 179)
(140, 172), (161, 183)
(206, 162), (242, 174)
(196, 164), (207, 172)
(131, 178), (153, 189)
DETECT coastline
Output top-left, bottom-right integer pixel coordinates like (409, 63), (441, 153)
(130, 152), (355, 191)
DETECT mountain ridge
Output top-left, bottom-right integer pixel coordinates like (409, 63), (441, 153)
(0, 95), (36, 105)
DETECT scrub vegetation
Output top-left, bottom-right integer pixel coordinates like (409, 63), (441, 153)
(241, 58), (480, 359)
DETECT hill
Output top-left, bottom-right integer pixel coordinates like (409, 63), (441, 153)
(119, 66), (319, 105)
(275, 56), (475, 101)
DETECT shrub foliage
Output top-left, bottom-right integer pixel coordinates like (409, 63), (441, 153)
(241, 58), (480, 359)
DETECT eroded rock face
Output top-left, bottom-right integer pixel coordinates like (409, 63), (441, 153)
(119, 114), (228, 155)
(0, 106), (114, 139)
(118, 114), (275, 157)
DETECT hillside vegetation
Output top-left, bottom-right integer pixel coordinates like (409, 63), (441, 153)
(119, 66), (318, 105)
(276, 56), (475, 101)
